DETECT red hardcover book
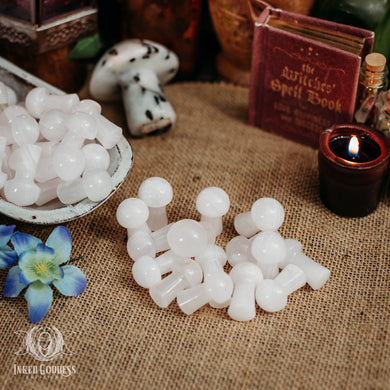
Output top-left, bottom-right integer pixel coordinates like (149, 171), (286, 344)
(248, 7), (374, 148)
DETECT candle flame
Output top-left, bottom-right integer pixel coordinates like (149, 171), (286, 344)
(348, 136), (359, 158)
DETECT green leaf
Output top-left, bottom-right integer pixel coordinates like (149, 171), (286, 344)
(310, 0), (390, 31)
(67, 34), (103, 60)
(373, 7), (390, 62)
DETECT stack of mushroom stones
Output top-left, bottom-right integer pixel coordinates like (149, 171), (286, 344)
(116, 177), (330, 321)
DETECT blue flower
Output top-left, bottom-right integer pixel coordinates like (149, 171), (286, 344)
(3, 226), (86, 323)
(0, 225), (17, 269)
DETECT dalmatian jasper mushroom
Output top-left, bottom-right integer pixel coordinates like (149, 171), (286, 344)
(89, 39), (179, 137)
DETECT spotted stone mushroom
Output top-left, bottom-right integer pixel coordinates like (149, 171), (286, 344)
(89, 39), (179, 137)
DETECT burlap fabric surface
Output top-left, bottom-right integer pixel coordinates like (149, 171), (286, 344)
(0, 82), (389, 389)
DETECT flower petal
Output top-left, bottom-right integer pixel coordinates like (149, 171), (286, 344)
(11, 232), (42, 256)
(53, 265), (86, 296)
(18, 244), (62, 285)
(0, 245), (18, 268)
(18, 245), (53, 284)
(39, 264), (64, 285)
(0, 225), (15, 247)
(3, 266), (26, 297)
(45, 226), (72, 265)
(19, 271), (34, 285)
(25, 282), (53, 323)
(35, 243), (56, 257)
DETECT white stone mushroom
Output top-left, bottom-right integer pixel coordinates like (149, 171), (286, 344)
(89, 39), (179, 137)
(0, 81), (17, 113)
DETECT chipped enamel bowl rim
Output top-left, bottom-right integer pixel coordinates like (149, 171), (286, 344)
(0, 56), (133, 225)
(0, 136), (133, 225)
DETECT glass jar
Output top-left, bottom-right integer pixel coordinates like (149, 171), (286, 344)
(354, 52), (388, 126)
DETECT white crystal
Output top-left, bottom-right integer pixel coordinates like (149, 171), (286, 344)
(127, 230), (156, 261)
(150, 222), (173, 253)
(35, 141), (58, 183)
(4, 178), (40, 206)
(251, 197), (285, 232)
(4, 144), (41, 206)
(149, 260), (203, 308)
(95, 114), (122, 149)
(25, 87), (79, 118)
(9, 144), (41, 178)
(256, 264), (306, 312)
(177, 272), (233, 315)
(225, 235), (254, 266)
(0, 82), (17, 107)
(82, 143), (110, 171)
(132, 255), (161, 288)
(11, 113), (39, 145)
(5, 85), (17, 106)
(167, 219), (208, 258)
(152, 250), (184, 275)
(73, 99), (102, 115)
(196, 186), (230, 237)
(57, 169), (112, 205)
(250, 231), (287, 279)
(196, 244), (227, 277)
(0, 136), (8, 188)
(116, 198), (150, 231)
(39, 109), (68, 142)
(35, 177), (62, 206)
(53, 144), (85, 181)
(283, 239), (330, 290)
(82, 169), (112, 202)
(228, 262), (263, 321)
(0, 106), (28, 145)
(234, 211), (258, 238)
(65, 111), (97, 141)
(138, 177), (173, 231)
(56, 177), (86, 205)
(194, 244), (233, 309)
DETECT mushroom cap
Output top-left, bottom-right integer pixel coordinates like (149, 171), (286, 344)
(172, 259), (203, 286)
(195, 244), (227, 267)
(229, 262), (263, 285)
(196, 187), (230, 218)
(255, 279), (286, 312)
(127, 230), (156, 261)
(225, 235), (251, 266)
(251, 197), (285, 232)
(284, 238), (303, 257)
(132, 256), (161, 288)
(25, 87), (49, 118)
(205, 273), (234, 304)
(250, 231), (287, 265)
(89, 39), (179, 102)
(116, 197), (149, 229)
(138, 176), (173, 208)
(167, 219), (208, 258)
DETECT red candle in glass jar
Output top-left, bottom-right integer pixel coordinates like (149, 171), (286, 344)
(318, 123), (390, 217)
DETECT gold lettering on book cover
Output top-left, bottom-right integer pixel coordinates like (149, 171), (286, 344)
(273, 46), (346, 75)
(270, 47), (343, 121)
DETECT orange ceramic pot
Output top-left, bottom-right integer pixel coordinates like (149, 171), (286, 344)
(208, 0), (315, 85)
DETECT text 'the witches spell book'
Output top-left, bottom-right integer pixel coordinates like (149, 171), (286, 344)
(248, 8), (374, 148)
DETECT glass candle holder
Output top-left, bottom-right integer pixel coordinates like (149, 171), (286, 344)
(318, 123), (390, 217)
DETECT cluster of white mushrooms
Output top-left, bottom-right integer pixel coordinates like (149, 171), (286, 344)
(116, 177), (330, 321)
(0, 84), (122, 207)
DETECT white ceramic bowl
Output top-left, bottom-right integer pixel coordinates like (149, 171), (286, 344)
(0, 57), (133, 224)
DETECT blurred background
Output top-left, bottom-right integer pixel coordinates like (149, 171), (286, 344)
(0, 0), (388, 92)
